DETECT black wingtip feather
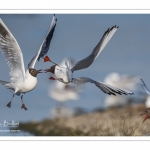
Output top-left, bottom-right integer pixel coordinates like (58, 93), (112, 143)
(111, 93), (116, 96)
(114, 25), (119, 28)
(141, 79), (144, 84)
(105, 25), (119, 35)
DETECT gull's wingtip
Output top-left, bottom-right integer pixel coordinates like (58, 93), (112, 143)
(114, 25), (119, 28)
(53, 14), (57, 22)
(115, 25), (119, 29)
(125, 91), (133, 95)
(140, 78), (145, 85)
(109, 25), (119, 31)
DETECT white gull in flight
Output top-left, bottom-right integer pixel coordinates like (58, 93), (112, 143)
(45, 25), (133, 96)
(48, 58), (79, 105)
(0, 15), (57, 110)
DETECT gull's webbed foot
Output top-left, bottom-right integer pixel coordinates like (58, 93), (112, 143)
(21, 103), (28, 111)
(6, 101), (11, 108)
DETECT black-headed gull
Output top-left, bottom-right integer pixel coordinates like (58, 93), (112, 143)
(45, 25), (134, 96)
(0, 15), (57, 110)
(48, 58), (79, 105)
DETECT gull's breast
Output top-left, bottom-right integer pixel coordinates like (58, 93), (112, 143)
(18, 70), (38, 93)
(55, 66), (72, 83)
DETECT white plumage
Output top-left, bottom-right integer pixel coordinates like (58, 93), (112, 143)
(49, 81), (79, 102)
(48, 58), (79, 103)
(141, 79), (150, 108)
(45, 25), (133, 96)
(48, 59), (80, 119)
(0, 15), (57, 110)
(145, 96), (150, 108)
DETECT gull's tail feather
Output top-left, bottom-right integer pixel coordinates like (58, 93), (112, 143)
(0, 80), (21, 96)
(0, 80), (14, 92)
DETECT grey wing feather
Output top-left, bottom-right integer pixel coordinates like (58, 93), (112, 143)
(0, 18), (25, 82)
(28, 14), (57, 68)
(0, 79), (21, 95)
(71, 25), (119, 73)
(141, 79), (150, 95)
(72, 77), (133, 96)
(0, 79), (14, 92)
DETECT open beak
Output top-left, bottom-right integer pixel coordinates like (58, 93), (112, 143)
(44, 68), (52, 73)
(142, 114), (149, 123)
(38, 69), (43, 73)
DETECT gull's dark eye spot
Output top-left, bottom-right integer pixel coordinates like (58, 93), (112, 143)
(51, 65), (56, 70)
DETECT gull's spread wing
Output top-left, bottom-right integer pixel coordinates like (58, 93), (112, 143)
(0, 18), (25, 82)
(71, 25), (118, 72)
(72, 77), (133, 95)
(28, 14), (57, 68)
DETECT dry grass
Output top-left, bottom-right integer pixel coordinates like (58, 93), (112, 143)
(90, 114), (150, 136)
(15, 103), (150, 136)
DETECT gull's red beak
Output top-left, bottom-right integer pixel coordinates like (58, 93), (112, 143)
(49, 76), (56, 80)
(142, 114), (149, 123)
(38, 69), (43, 73)
(43, 55), (50, 62)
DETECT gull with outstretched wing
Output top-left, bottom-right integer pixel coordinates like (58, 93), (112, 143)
(0, 15), (57, 110)
(45, 25), (133, 96)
